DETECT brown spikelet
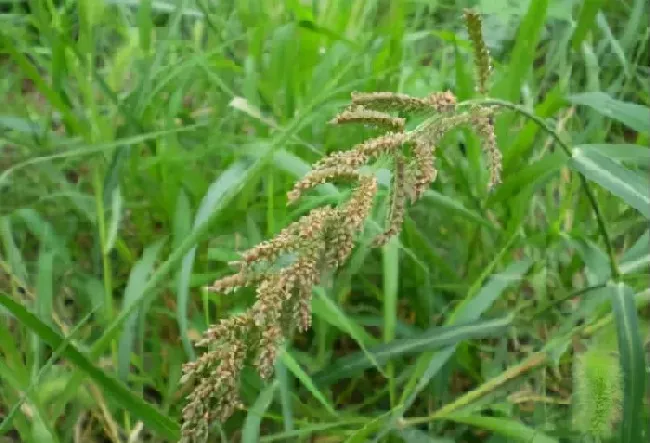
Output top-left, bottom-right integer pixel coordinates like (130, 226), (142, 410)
(358, 131), (409, 158)
(424, 91), (458, 112)
(330, 105), (405, 132)
(464, 9), (492, 95)
(411, 140), (437, 202)
(373, 153), (407, 247)
(476, 116), (502, 189)
(288, 165), (361, 204)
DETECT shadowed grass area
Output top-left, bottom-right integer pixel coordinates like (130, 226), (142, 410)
(0, 0), (648, 442)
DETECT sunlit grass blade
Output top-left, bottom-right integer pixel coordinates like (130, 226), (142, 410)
(576, 144), (650, 167)
(569, 146), (650, 218)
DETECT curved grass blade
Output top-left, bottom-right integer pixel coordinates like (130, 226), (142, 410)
(569, 146), (650, 218)
(0, 292), (180, 440)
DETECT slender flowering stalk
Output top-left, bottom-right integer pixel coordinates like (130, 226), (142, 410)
(179, 11), (502, 442)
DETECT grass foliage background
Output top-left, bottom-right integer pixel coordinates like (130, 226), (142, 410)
(0, 0), (649, 442)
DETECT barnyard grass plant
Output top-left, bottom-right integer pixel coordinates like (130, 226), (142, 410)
(179, 10), (501, 441)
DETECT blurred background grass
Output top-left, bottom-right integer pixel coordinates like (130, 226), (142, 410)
(0, 0), (648, 442)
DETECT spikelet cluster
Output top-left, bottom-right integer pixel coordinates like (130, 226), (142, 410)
(179, 11), (502, 442)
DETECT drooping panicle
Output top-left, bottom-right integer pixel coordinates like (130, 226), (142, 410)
(181, 30), (504, 438)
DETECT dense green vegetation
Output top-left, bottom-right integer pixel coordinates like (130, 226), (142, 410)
(1, 1), (648, 442)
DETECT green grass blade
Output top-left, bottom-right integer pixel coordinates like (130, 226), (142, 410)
(241, 380), (278, 443)
(117, 239), (166, 382)
(275, 360), (294, 432)
(0, 216), (28, 282)
(0, 291), (180, 440)
(571, 0), (607, 51)
(103, 186), (123, 255)
(397, 256), (531, 414)
(395, 429), (453, 442)
(312, 286), (384, 373)
(178, 164), (253, 359)
(280, 351), (337, 417)
(0, 309), (96, 436)
(382, 235), (399, 406)
(575, 144), (650, 167)
(0, 33), (84, 137)
(421, 190), (495, 230)
(450, 258), (532, 325)
(314, 316), (511, 385)
(173, 189), (194, 359)
(609, 283), (647, 442)
(436, 414), (558, 443)
(489, 152), (566, 204)
(620, 231), (649, 275)
(33, 248), (54, 373)
(569, 146), (650, 218)
(569, 92), (650, 134)
(491, 0), (549, 101)
(92, 159), (263, 357)
(344, 412), (392, 443)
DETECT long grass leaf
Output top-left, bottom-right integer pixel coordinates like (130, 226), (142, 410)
(314, 316), (511, 385)
(242, 380), (278, 443)
(280, 351), (337, 416)
(569, 146), (650, 218)
(609, 283), (647, 442)
(437, 414), (557, 443)
(117, 239), (166, 382)
(569, 92), (650, 134)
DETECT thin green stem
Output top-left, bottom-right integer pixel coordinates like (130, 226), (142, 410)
(460, 98), (620, 280)
(402, 352), (548, 426)
(401, 311), (620, 429)
(92, 168), (117, 365)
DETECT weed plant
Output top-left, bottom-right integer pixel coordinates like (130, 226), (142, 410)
(0, 1), (648, 443)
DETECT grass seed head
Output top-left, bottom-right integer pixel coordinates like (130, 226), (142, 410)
(181, 12), (501, 440)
